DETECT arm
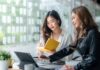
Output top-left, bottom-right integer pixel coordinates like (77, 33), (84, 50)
(48, 32), (77, 62)
(49, 46), (74, 62)
(74, 29), (97, 70)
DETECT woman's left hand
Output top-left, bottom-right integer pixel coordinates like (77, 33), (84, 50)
(65, 65), (75, 70)
(60, 65), (75, 70)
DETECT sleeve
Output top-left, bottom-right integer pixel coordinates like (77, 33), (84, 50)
(74, 30), (97, 70)
(49, 47), (74, 62)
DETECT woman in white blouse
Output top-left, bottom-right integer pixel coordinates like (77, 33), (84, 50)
(37, 10), (73, 60)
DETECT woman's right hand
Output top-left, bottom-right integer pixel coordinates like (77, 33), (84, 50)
(37, 51), (48, 59)
(40, 55), (48, 59)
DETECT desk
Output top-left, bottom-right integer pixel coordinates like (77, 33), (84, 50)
(34, 58), (64, 70)
(11, 58), (64, 70)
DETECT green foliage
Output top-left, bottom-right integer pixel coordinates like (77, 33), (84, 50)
(0, 51), (11, 60)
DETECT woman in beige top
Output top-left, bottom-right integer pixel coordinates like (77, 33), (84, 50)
(37, 10), (73, 60)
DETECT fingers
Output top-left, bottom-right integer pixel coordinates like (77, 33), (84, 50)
(65, 65), (74, 70)
(40, 55), (47, 59)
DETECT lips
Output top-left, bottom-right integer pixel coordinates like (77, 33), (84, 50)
(50, 26), (55, 30)
(51, 27), (54, 30)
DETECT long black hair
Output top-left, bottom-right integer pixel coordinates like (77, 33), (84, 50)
(42, 10), (62, 43)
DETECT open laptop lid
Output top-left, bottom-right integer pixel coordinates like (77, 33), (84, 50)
(15, 51), (39, 67)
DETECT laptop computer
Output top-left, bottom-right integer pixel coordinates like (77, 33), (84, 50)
(15, 52), (39, 67)
(15, 51), (64, 70)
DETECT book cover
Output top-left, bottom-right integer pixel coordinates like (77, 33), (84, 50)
(39, 38), (59, 52)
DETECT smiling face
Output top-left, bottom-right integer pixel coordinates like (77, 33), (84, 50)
(71, 12), (82, 30)
(47, 16), (60, 31)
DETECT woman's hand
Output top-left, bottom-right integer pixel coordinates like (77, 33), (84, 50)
(60, 65), (75, 70)
(65, 65), (75, 70)
(40, 55), (49, 59)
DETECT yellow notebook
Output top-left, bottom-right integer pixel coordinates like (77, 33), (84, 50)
(39, 38), (59, 52)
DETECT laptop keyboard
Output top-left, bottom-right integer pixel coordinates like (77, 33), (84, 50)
(37, 59), (50, 65)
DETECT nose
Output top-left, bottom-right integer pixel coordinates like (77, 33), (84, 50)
(48, 23), (54, 28)
(49, 23), (53, 26)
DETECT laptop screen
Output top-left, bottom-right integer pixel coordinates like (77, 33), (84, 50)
(15, 51), (38, 67)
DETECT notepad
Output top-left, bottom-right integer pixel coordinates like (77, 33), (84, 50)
(39, 38), (59, 52)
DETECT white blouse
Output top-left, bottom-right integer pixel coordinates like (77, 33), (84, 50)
(37, 30), (73, 61)
(38, 30), (72, 51)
